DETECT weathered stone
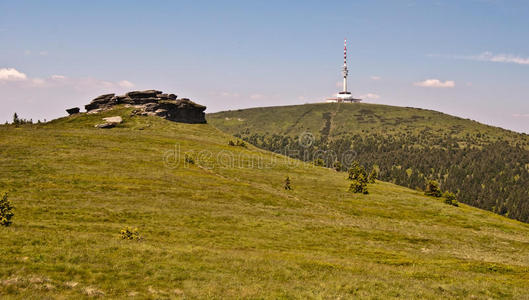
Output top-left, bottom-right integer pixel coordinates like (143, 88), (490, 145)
(66, 107), (80, 115)
(126, 90), (162, 98)
(85, 93), (116, 111)
(94, 123), (115, 129)
(156, 93), (177, 100)
(87, 108), (103, 114)
(102, 116), (123, 124)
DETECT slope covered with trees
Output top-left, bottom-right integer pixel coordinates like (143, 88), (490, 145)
(1, 106), (528, 298)
(208, 103), (529, 222)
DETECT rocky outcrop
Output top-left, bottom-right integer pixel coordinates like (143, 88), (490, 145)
(66, 107), (80, 115)
(84, 90), (206, 124)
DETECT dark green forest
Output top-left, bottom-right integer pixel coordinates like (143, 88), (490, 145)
(235, 130), (529, 222)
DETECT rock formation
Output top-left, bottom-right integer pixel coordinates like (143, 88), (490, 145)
(84, 90), (206, 124)
(66, 107), (80, 115)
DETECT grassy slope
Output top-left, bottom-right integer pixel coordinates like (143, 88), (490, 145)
(0, 107), (528, 299)
(207, 102), (529, 146)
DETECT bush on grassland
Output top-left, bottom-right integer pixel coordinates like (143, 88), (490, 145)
(443, 191), (459, 207)
(0, 193), (14, 227)
(120, 227), (142, 241)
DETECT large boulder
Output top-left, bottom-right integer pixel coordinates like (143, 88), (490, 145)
(126, 90), (162, 99)
(85, 93), (115, 111)
(66, 107), (80, 115)
(144, 99), (206, 123)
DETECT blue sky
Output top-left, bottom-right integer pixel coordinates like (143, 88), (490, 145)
(1, 0), (529, 132)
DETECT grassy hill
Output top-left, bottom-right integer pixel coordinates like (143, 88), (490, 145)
(1, 107), (529, 299)
(208, 103), (529, 223)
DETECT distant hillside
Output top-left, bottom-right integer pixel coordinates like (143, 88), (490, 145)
(1, 106), (528, 298)
(208, 103), (529, 222)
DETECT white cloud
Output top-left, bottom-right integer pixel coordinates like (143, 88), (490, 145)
(359, 93), (380, 99)
(429, 52), (529, 66)
(512, 113), (529, 118)
(414, 79), (455, 88)
(471, 52), (529, 65)
(31, 78), (46, 86)
(51, 75), (66, 80)
(250, 94), (265, 100)
(370, 76), (381, 80)
(0, 68), (28, 81)
(39, 51), (48, 56)
(118, 80), (134, 88)
(220, 92), (240, 97)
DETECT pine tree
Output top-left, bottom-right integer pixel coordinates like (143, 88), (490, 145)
(0, 193), (14, 226)
(443, 191), (458, 206)
(12, 113), (19, 125)
(425, 180), (442, 197)
(284, 176), (292, 190)
(349, 174), (369, 194)
(348, 161), (367, 181)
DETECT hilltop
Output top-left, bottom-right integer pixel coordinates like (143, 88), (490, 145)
(208, 102), (529, 222)
(0, 106), (528, 298)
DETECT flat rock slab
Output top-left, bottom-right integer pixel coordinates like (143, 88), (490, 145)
(94, 123), (115, 129)
(102, 116), (123, 124)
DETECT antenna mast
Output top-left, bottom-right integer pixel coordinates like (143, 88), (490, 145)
(343, 39), (348, 93)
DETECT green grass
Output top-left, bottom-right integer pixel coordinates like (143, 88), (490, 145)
(1, 107), (529, 299)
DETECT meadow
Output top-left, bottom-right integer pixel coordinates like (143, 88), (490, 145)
(1, 107), (528, 299)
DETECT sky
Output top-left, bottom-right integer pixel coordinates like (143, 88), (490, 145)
(1, 0), (529, 133)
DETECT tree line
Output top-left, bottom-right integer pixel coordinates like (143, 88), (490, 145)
(235, 130), (529, 223)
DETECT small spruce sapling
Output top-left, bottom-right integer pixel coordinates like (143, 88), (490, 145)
(443, 191), (459, 206)
(349, 174), (369, 194)
(425, 180), (442, 197)
(284, 176), (292, 190)
(0, 193), (14, 227)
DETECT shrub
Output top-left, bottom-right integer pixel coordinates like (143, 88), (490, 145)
(443, 191), (459, 206)
(0, 193), (14, 227)
(348, 161), (367, 181)
(425, 180), (442, 197)
(120, 227), (142, 241)
(349, 176), (369, 194)
(185, 154), (195, 165)
(284, 176), (292, 190)
(313, 158), (325, 166)
(228, 140), (247, 148)
(333, 160), (343, 172)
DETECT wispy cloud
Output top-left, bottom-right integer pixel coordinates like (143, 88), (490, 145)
(359, 93), (380, 99)
(51, 75), (67, 80)
(512, 113), (529, 118)
(219, 92), (240, 97)
(414, 79), (455, 88)
(429, 52), (529, 66)
(0, 68), (28, 81)
(470, 52), (529, 65)
(370, 76), (381, 80)
(118, 80), (134, 88)
(250, 94), (265, 100)
(0, 67), (134, 91)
